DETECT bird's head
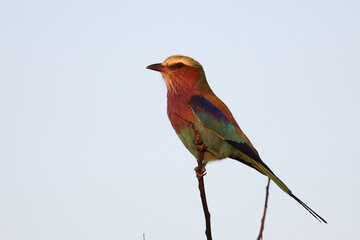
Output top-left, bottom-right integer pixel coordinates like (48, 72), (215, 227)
(147, 55), (206, 94)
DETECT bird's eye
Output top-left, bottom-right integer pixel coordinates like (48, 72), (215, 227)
(176, 62), (185, 68)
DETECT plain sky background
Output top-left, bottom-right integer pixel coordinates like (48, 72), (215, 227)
(1, 0), (359, 239)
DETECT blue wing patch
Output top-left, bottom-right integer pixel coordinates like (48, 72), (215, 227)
(190, 95), (233, 127)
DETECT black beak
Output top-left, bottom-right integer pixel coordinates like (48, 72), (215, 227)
(146, 63), (165, 72)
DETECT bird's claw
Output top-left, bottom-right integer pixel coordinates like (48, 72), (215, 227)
(195, 165), (207, 179)
(195, 143), (207, 152)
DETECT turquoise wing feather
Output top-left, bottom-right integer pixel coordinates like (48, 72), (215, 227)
(189, 95), (263, 162)
(189, 95), (246, 143)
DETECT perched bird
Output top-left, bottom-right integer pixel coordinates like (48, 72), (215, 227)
(147, 55), (326, 223)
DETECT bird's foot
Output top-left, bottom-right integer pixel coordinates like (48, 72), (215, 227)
(195, 165), (207, 179)
(195, 143), (207, 152)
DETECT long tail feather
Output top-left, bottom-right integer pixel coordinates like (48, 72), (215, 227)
(252, 160), (327, 223)
(290, 193), (327, 223)
(232, 155), (327, 223)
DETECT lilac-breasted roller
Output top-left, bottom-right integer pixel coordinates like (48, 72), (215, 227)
(147, 55), (326, 223)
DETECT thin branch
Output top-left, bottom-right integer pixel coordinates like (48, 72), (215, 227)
(257, 178), (271, 240)
(193, 128), (212, 240)
(174, 113), (212, 240)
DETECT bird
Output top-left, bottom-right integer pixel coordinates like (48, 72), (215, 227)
(146, 55), (327, 223)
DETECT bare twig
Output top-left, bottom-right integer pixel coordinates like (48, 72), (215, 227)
(174, 113), (212, 240)
(192, 126), (212, 240)
(257, 178), (271, 240)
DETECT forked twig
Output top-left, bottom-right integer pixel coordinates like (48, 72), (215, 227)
(174, 113), (271, 240)
(257, 178), (271, 240)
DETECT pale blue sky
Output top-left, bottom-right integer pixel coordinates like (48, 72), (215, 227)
(1, 0), (359, 239)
